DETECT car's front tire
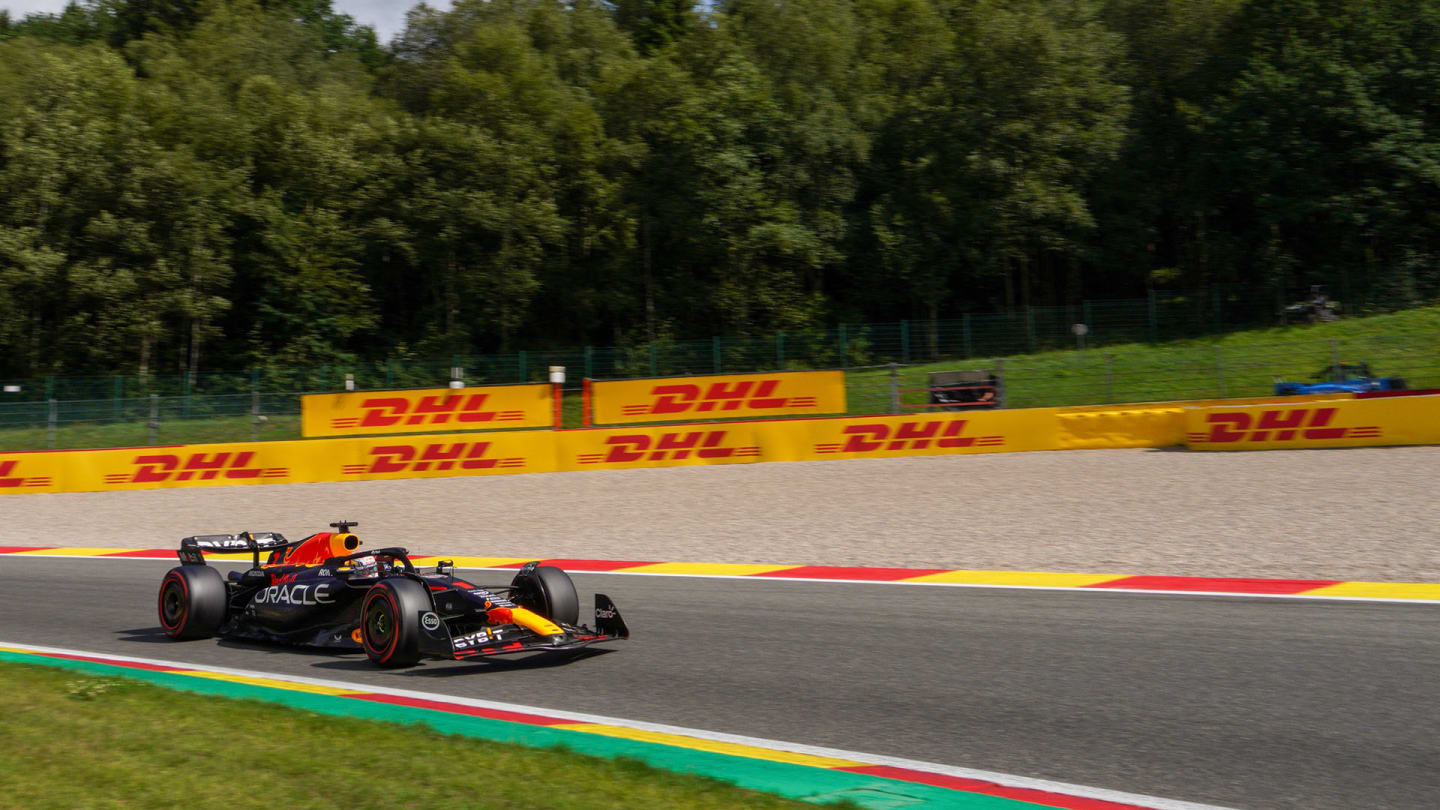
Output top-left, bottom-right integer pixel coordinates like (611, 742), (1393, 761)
(511, 565), (579, 626)
(157, 566), (228, 640)
(361, 578), (432, 668)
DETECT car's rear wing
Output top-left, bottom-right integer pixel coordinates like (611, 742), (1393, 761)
(177, 532), (291, 566)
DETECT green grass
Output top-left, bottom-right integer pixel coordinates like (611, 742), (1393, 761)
(0, 414), (305, 450)
(0, 662), (835, 810)
(6, 305), (1440, 451)
(849, 304), (1440, 411)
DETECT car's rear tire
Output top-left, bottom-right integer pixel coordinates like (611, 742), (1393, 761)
(511, 565), (579, 626)
(361, 578), (431, 668)
(158, 566), (228, 640)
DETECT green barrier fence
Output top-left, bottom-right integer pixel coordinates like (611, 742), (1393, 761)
(2, 332), (1437, 452)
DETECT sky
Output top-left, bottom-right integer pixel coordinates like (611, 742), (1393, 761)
(1, 0), (448, 44)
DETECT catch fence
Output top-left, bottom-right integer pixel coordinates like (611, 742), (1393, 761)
(3, 333), (1436, 452)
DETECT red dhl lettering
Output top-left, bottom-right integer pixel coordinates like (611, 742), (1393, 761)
(0, 459), (53, 488)
(342, 442), (526, 475)
(1192, 408), (1382, 443)
(339, 394), (523, 430)
(814, 420), (1005, 454)
(578, 431), (761, 464)
(103, 452), (287, 485)
(621, 380), (817, 416)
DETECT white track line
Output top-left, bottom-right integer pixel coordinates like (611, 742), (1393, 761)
(0, 640), (1238, 810)
(6, 553), (1438, 604)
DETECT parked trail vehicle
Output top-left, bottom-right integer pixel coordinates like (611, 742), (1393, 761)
(1272, 362), (1408, 396)
(157, 521), (627, 668)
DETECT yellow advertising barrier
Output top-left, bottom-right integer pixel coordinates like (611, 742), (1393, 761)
(0, 452), (64, 494)
(1055, 406), (1186, 450)
(7, 393), (1439, 494)
(41, 433), (561, 494)
(59, 443), (308, 492)
(589, 370), (845, 425)
(555, 410), (1059, 472)
(327, 432), (557, 481)
(301, 384), (554, 437)
(1054, 393), (1354, 450)
(1184, 394), (1440, 450)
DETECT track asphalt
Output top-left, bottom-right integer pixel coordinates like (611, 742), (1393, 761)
(2, 555), (1438, 809)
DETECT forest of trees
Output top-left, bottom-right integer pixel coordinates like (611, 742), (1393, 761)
(0, 0), (1436, 379)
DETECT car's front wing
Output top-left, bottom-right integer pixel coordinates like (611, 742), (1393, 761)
(445, 626), (626, 659)
(432, 593), (629, 660)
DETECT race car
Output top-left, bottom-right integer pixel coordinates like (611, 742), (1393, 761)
(156, 521), (628, 668)
(1273, 362), (1408, 396)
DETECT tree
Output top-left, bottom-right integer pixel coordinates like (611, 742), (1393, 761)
(1189, 0), (1440, 309)
(0, 39), (237, 377)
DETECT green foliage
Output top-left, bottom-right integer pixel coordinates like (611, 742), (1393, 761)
(0, 0), (1436, 381)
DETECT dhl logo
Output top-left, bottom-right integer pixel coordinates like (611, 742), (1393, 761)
(342, 442), (525, 475)
(579, 431), (761, 464)
(332, 394), (524, 430)
(0, 460), (52, 488)
(620, 381), (817, 417)
(815, 420), (1004, 453)
(103, 452), (288, 484)
(1189, 407), (1381, 443)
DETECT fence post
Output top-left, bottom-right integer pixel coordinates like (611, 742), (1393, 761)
(900, 320), (910, 364)
(148, 394), (159, 445)
(837, 324), (847, 367)
(584, 346), (594, 380)
(251, 388), (261, 442)
(963, 314), (973, 359)
(888, 363), (901, 414)
(44, 375), (53, 401)
(47, 398), (57, 450)
(582, 378), (593, 427)
(1215, 345), (1226, 398)
(776, 331), (785, 369)
(1104, 354), (1114, 403)
(648, 343), (657, 377)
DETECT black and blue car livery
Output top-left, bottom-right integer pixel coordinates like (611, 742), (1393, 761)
(157, 521), (627, 667)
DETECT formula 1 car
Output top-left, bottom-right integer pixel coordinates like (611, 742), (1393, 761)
(156, 521), (628, 668)
(1273, 362), (1408, 396)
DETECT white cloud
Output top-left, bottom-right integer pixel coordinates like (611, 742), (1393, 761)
(0, 0), (451, 43)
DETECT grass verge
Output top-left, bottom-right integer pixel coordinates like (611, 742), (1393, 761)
(0, 661), (837, 810)
(4, 304), (1439, 450)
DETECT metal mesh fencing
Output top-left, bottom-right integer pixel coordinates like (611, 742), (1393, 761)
(3, 331), (1438, 451)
